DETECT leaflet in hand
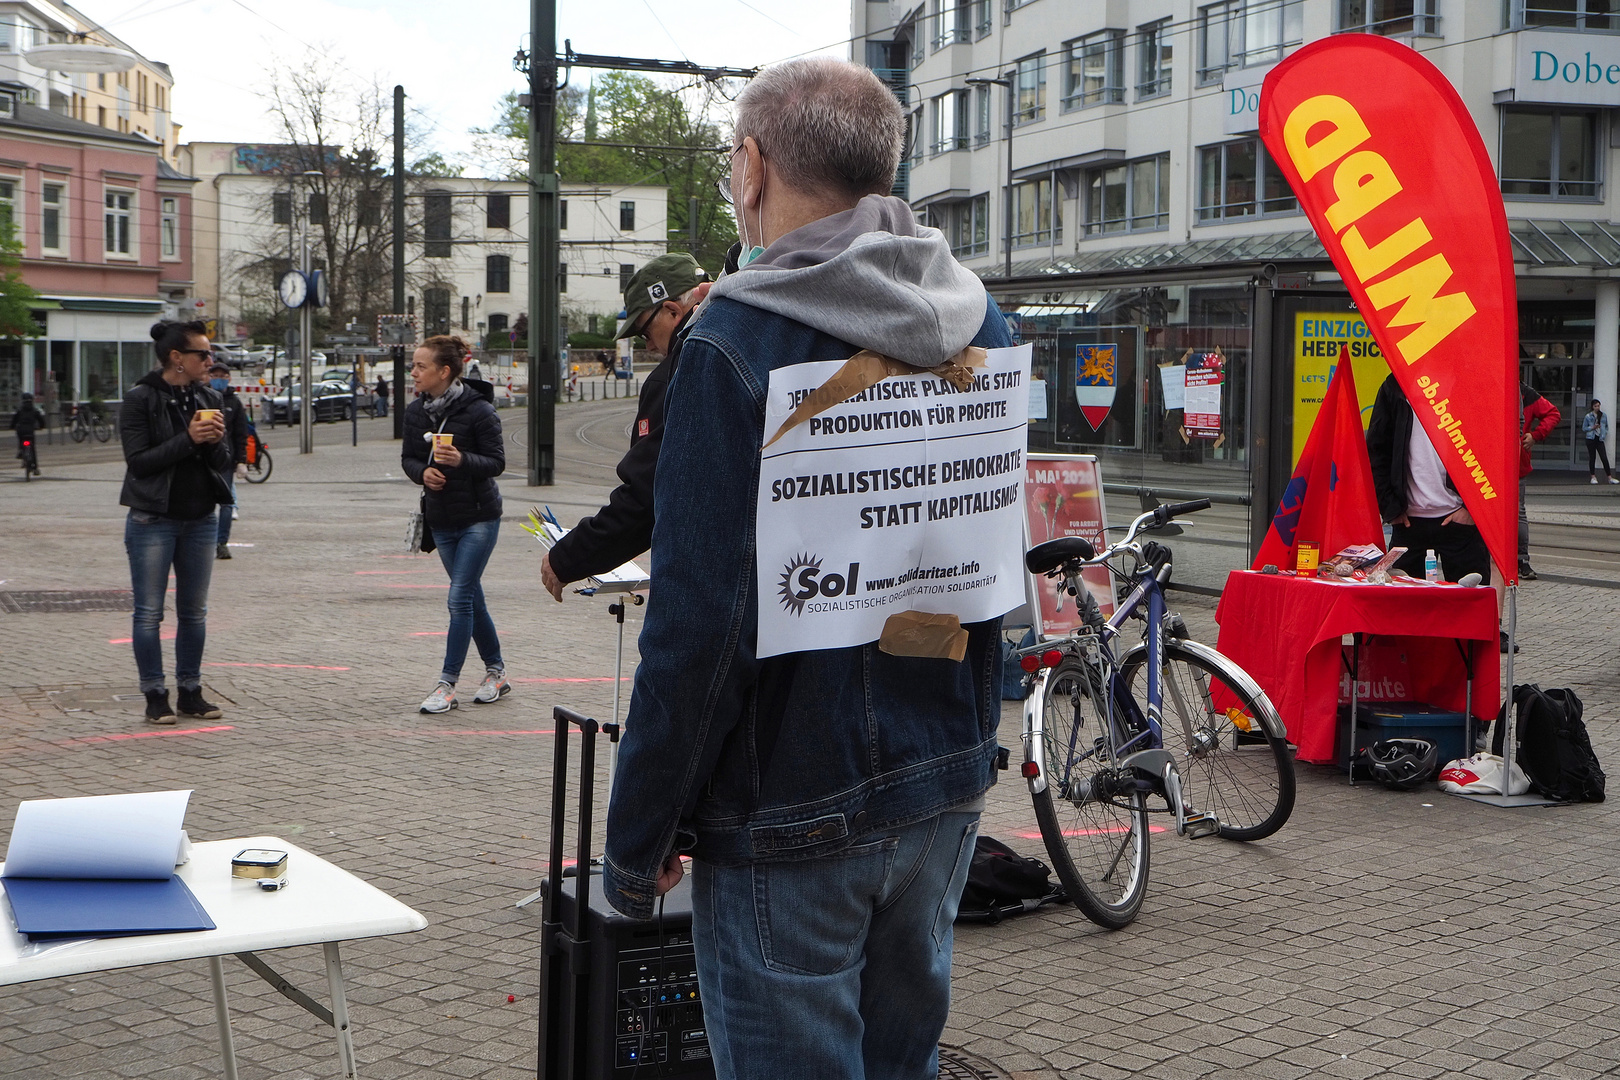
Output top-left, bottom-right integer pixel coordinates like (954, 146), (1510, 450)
(522, 507), (649, 592)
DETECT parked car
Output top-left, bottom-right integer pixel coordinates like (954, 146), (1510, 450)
(319, 368), (354, 384)
(265, 380), (357, 423)
(210, 344), (251, 370)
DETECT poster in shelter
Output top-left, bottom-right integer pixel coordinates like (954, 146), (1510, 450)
(1024, 454), (1116, 634)
(1183, 352), (1225, 439)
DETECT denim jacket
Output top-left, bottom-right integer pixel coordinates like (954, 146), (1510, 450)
(601, 292), (1012, 919)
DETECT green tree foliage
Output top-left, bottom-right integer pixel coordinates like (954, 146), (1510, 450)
(410, 152), (463, 178)
(471, 74), (739, 273)
(0, 213), (38, 340)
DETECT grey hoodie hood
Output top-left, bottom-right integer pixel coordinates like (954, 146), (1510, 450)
(706, 194), (988, 369)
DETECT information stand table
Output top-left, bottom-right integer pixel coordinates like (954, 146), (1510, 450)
(1214, 571), (1499, 765)
(0, 836), (427, 1079)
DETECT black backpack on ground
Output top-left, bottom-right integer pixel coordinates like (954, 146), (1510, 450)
(1492, 684), (1606, 803)
(955, 836), (1067, 924)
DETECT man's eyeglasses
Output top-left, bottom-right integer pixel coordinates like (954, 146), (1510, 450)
(715, 144), (744, 205)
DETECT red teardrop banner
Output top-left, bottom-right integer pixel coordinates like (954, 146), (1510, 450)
(1259, 35), (1520, 584)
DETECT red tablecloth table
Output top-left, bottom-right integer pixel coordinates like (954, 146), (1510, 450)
(1213, 570), (1500, 764)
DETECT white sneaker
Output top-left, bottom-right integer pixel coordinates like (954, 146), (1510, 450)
(1593, 475), (1600, 484)
(472, 668), (511, 704)
(1610, 476), (1619, 485)
(419, 681), (458, 713)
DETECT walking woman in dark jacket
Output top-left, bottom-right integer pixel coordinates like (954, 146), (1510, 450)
(401, 335), (510, 713)
(121, 320), (233, 724)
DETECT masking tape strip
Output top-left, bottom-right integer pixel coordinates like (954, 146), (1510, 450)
(762, 346), (988, 450)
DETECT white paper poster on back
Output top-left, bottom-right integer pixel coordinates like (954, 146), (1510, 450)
(755, 344), (1032, 659)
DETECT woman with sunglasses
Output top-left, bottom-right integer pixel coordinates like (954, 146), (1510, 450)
(119, 320), (234, 725)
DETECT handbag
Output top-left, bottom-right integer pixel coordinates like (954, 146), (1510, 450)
(406, 492), (435, 554)
(1437, 753), (1529, 796)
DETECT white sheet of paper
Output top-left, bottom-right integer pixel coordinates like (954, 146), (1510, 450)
(1028, 377), (1048, 420)
(533, 520), (648, 589)
(1183, 375), (1221, 421)
(754, 345), (1031, 659)
(3, 790), (193, 880)
(1159, 365), (1185, 410)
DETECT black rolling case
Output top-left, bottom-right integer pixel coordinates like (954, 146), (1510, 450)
(537, 706), (715, 1080)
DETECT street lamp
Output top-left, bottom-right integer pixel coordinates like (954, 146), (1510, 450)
(967, 70), (1016, 283)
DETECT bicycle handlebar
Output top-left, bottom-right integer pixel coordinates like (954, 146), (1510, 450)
(1160, 498), (1212, 519)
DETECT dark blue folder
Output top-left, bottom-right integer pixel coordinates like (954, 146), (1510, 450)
(3, 876), (215, 940)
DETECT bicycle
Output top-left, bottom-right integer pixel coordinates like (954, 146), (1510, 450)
(242, 431), (272, 483)
(1016, 499), (1295, 929)
(67, 403), (112, 444)
(17, 434), (38, 479)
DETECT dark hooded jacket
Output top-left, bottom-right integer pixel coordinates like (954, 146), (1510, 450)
(119, 370), (233, 515)
(401, 377), (504, 530)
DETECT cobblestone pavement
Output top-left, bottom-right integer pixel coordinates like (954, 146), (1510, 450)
(1, 406), (1617, 1080)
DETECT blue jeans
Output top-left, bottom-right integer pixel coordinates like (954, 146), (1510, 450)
(691, 809), (980, 1080)
(216, 478), (236, 546)
(125, 510), (217, 693)
(431, 517), (502, 684)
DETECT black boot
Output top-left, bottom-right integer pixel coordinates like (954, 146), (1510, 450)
(144, 689), (177, 725)
(177, 686), (223, 719)
(216, 543), (232, 560)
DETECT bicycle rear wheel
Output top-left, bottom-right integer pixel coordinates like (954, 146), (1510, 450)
(93, 417), (112, 442)
(70, 419), (87, 443)
(244, 447), (272, 483)
(1031, 656), (1150, 929)
(1119, 640), (1294, 841)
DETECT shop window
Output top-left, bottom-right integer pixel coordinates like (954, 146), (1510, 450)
(1065, 30), (1124, 109)
(489, 313), (509, 337)
(932, 90), (971, 154)
(1501, 108), (1600, 200)
(1011, 177), (1061, 247)
(1137, 19), (1173, 99)
(619, 201), (635, 231)
(1198, 0), (1302, 85)
(1197, 139), (1296, 221)
(1338, 0), (1440, 35)
(1086, 155), (1170, 235)
(1014, 53), (1045, 126)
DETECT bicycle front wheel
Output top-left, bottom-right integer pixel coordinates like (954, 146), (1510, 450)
(1031, 657), (1150, 929)
(70, 420), (87, 443)
(1119, 640), (1294, 841)
(93, 417), (112, 442)
(244, 447), (272, 483)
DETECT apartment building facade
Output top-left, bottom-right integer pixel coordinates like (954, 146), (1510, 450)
(182, 140), (667, 352)
(855, 0), (1620, 576)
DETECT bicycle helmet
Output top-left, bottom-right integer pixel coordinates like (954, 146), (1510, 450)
(1366, 738), (1439, 790)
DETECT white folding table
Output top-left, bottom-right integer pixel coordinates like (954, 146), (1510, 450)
(0, 836), (427, 1079)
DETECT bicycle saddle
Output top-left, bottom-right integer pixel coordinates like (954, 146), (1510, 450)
(1025, 536), (1096, 574)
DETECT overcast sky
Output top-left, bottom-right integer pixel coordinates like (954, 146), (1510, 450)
(97, 0), (850, 171)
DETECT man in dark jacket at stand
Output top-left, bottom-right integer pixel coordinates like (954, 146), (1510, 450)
(1516, 382), (1560, 580)
(1366, 372), (1491, 585)
(540, 253), (710, 599)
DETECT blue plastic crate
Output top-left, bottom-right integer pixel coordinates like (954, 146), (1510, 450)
(1335, 701), (1468, 775)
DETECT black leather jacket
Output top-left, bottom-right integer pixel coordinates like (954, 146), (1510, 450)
(119, 371), (233, 514)
(401, 378), (505, 529)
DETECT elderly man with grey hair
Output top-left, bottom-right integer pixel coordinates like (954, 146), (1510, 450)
(603, 57), (1011, 1079)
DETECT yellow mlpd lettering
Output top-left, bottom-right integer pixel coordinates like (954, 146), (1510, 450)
(1283, 95), (1371, 182)
(1342, 218), (1434, 283)
(1364, 253), (1478, 364)
(1325, 151), (1402, 232)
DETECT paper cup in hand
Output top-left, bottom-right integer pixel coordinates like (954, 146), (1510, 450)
(195, 409), (222, 424)
(432, 433), (455, 460)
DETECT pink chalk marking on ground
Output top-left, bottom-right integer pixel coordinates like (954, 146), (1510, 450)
(512, 676), (631, 684)
(425, 729), (556, 736)
(385, 583), (450, 589)
(355, 569), (436, 575)
(59, 725), (235, 746)
(205, 662), (352, 671)
(109, 631), (176, 645)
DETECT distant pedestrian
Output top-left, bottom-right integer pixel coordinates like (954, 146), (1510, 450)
(1517, 383), (1561, 580)
(1584, 398), (1616, 484)
(375, 375), (388, 417)
(120, 320), (233, 725)
(401, 335), (510, 713)
(209, 362), (250, 560)
(10, 390), (45, 476)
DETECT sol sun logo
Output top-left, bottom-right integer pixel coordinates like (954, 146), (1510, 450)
(777, 554), (860, 615)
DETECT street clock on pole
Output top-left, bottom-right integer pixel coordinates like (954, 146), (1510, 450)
(277, 270), (309, 309)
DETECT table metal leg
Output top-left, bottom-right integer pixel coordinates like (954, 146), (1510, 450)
(208, 955), (241, 1080)
(323, 942), (359, 1079)
(1348, 633), (1362, 786)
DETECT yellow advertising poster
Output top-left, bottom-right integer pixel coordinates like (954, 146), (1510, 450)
(1292, 313), (1388, 464)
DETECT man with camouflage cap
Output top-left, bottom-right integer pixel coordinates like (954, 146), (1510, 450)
(542, 252), (710, 598)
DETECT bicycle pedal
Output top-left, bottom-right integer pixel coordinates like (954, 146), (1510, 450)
(1182, 811), (1220, 840)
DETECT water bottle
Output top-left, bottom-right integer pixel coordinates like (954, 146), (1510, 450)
(1424, 548), (1440, 582)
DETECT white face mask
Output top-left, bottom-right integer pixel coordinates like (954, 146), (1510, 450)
(735, 147), (766, 267)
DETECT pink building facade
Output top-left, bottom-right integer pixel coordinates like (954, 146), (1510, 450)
(0, 90), (196, 415)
